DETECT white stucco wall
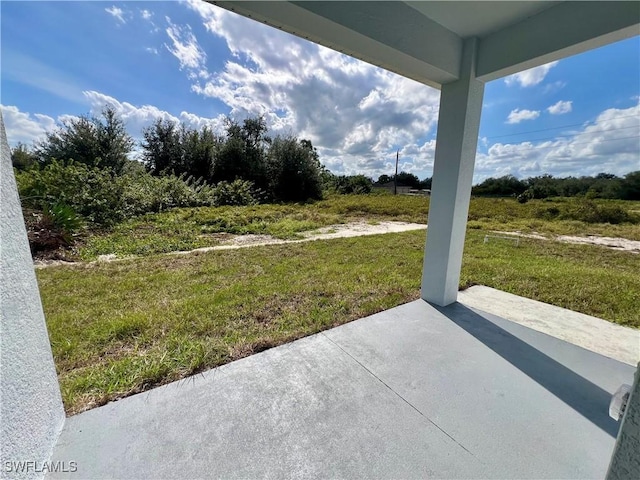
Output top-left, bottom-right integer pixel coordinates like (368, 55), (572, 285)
(607, 364), (640, 480)
(0, 114), (65, 479)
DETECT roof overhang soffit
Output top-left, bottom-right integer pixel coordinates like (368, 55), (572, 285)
(211, 1), (639, 89)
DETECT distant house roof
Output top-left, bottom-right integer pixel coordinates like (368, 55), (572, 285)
(375, 181), (411, 189)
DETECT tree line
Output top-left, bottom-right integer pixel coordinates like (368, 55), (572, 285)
(370, 171), (639, 200)
(471, 173), (639, 201)
(12, 106), (326, 203)
(11, 105), (639, 204)
(11, 106), (333, 252)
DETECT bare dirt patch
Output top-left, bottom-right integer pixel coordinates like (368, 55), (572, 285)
(301, 221), (426, 240)
(34, 222), (638, 269)
(492, 230), (640, 253)
(170, 221), (427, 254)
(34, 221), (427, 267)
(556, 235), (640, 253)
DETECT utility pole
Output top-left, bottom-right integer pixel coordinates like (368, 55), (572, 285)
(394, 149), (399, 195)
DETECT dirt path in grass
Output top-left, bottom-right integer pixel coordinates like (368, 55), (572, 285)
(33, 221), (428, 268)
(34, 222), (640, 268)
(171, 221), (428, 255)
(492, 231), (640, 253)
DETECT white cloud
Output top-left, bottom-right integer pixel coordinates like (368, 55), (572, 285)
(184, 0), (440, 178)
(0, 105), (56, 145)
(105, 6), (126, 24)
(81, 90), (226, 138)
(507, 109), (540, 124)
(542, 81), (566, 94)
(547, 100), (573, 115)
(140, 8), (160, 33)
(504, 61), (559, 87)
(164, 17), (206, 70)
(475, 102), (640, 182)
(0, 93), (228, 151)
(145, 47), (159, 55)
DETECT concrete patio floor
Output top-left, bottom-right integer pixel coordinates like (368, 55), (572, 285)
(49, 297), (637, 479)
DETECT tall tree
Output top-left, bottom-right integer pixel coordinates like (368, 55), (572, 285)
(180, 125), (220, 182)
(11, 143), (38, 170)
(141, 119), (182, 175)
(395, 171), (421, 189)
(266, 136), (323, 201)
(212, 116), (270, 189)
(620, 171), (640, 200)
(35, 105), (133, 174)
(95, 106), (136, 174)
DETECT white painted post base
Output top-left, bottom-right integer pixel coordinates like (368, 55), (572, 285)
(607, 363), (640, 480)
(0, 113), (65, 478)
(421, 38), (484, 306)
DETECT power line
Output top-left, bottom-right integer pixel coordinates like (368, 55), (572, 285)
(483, 113), (640, 140)
(493, 124), (640, 145)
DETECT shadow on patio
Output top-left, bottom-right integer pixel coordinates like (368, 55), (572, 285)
(49, 298), (634, 479)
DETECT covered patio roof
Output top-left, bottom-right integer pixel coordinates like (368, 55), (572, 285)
(212, 1), (639, 88)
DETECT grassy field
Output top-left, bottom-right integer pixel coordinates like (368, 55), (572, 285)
(74, 195), (640, 260)
(36, 195), (640, 414)
(76, 194), (432, 259)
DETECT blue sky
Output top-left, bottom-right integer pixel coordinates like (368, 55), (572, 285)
(1, 1), (639, 183)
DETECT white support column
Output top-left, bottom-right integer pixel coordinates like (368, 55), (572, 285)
(421, 38), (484, 306)
(0, 112), (65, 476)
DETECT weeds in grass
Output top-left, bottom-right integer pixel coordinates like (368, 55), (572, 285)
(76, 196), (640, 260)
(39, 223), (639, 414)
(40, 234), (426, 413)
(79, 204), (346, 259)
(36, 195), (640, 414)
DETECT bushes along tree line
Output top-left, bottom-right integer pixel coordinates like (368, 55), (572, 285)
(471, 173), (640, 201)
(22, 107), (324, 203)
(12, 107), (323, 251)
(11, 106), (640, 242)
(374, 172), (639, 201)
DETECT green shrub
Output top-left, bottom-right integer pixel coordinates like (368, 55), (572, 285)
(16, 161), (226, 230)
(534, 205), (561, 220)
(16, 160), (126, 226)
(119, 172), (218, 216)
(211, 180), (259, 207)
(560, 200), (636, 224)
(45, 203), (84, 238)
(329, 175), (373, 195)
(25, 204), (83, 254)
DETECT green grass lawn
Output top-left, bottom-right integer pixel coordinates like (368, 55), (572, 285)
(76, 194), (433, 259)
(38, 214), (640, 415)
(40, 233), (424, 414)
(75, 195), (640, 260)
